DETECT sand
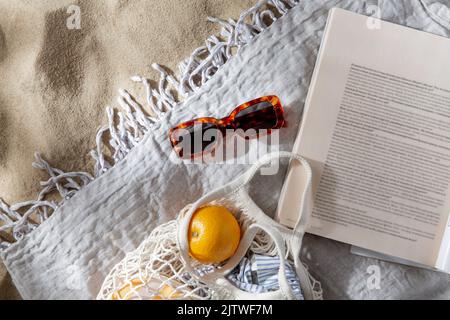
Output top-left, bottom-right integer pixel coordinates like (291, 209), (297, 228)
(0, 0), (255, 299)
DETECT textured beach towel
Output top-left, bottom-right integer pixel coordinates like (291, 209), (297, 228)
(2, 0), (450, 299)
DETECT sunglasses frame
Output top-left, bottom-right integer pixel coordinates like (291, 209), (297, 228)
(169, 95), (285, 158)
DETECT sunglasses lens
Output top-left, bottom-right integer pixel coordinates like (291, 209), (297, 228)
(234, 101), (279, 131)
(170, 122), (220, 158)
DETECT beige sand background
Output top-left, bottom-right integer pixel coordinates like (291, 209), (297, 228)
(0, 0), (255, 299)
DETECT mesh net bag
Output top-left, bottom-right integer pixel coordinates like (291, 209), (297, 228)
(97, 152), (323, 300)
(96, 214), (215, 300)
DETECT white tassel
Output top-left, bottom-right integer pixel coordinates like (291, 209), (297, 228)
(0, 153), (94, 247)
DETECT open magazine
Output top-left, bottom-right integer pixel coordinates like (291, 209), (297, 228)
(276, 8), (450, 273)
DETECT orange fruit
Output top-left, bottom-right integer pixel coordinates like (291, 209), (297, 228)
(188, 206), (241, 264)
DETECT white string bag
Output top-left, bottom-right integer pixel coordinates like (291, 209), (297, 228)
(97, 152), (322, 300)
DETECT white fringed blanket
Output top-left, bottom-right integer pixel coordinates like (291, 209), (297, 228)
(2, 0), (450, 299)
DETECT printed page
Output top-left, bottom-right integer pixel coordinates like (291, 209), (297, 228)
(277, 8), (450, 267)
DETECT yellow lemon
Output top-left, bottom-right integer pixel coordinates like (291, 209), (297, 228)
(159, 284), (183, 299)
(111, 279), (144, 300)
(188, 206), (241, 264)
(111, 279), (183, 300)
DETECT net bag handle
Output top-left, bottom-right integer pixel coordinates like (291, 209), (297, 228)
(180, 221), (297, 299)
(214, 222), (297, 299)
(177, 152), (313, 299)
(231, 152), (315, 299)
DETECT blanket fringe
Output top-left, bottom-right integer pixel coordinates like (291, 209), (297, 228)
(0, 0), (299, 249)
(0, 153), (93, 249)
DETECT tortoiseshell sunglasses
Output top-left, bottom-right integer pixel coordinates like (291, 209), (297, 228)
(169, 95), (285, 158)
